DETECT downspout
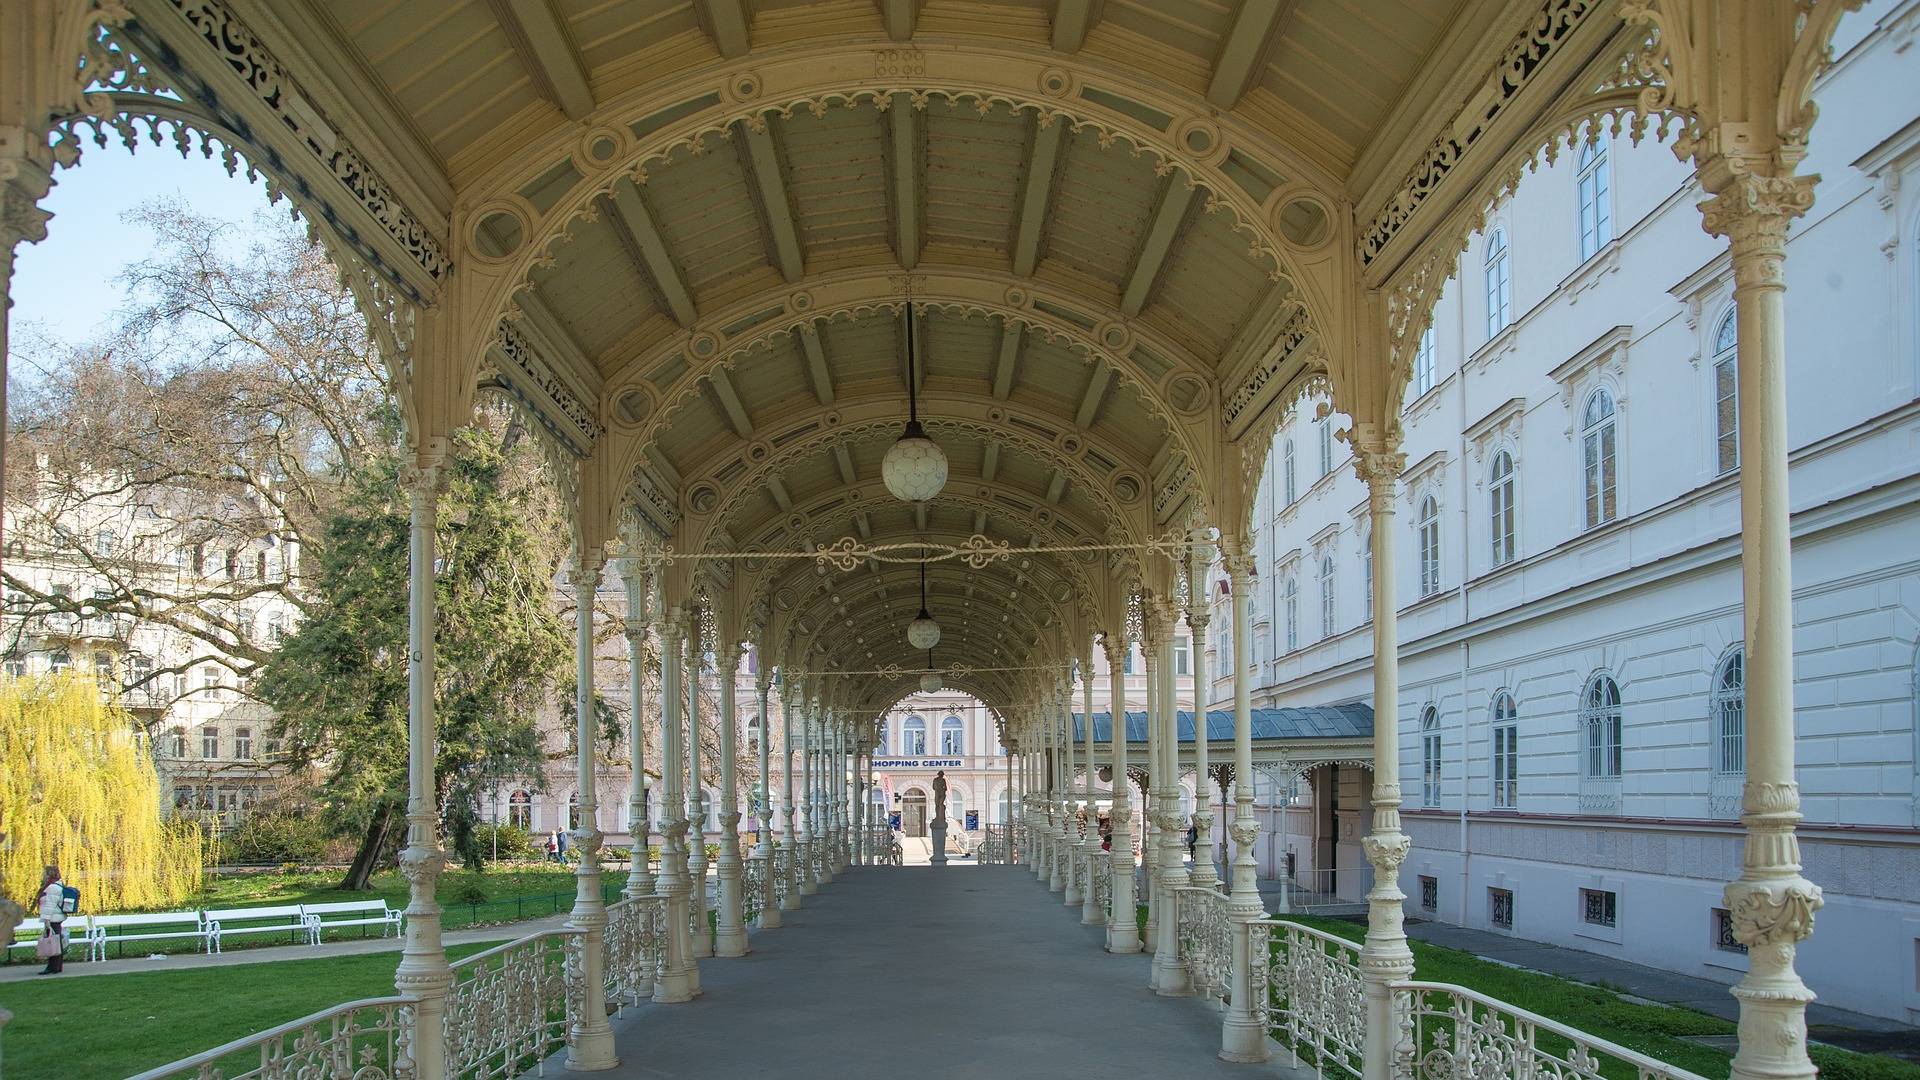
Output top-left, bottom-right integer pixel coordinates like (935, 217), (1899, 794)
(1455, 299), (1473, 927)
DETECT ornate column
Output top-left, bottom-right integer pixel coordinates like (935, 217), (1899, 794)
(1355, 441), (1412, 1080)
(564, 553), (617, 1069)
(1220, 541), (1268, 1061)
(1186, 538), (1220, 892)
(755, 671), (781, 928)
(1062, 674), (1082, 906)
(1080, 650), (1104, 925)
(1704, 169), (1825, 1080)
(1141, 620), (1161, 954)
(651, 612), (696, 1002)
(820, 716), (839, 882)
(713, 641), (747, 957)
(799, 701), (818, 895)
(1150, 600), (1192, 996)
(619, 559), (654, 905)
(393, 452), (452, 1080)
(780, 682), (803, 910)
(1105, 636), (1139, 952)
(1047, 690), (1066, 892)
(684, 619), (711, 960)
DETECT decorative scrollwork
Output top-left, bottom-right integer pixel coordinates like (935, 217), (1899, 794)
(445, 930), (577, 1079)
(1393, 981), (1710, 1080)
(1255, 919), (1368, 1077)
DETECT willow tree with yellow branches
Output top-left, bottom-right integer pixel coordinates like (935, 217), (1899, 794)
(0, 674), (203, 910)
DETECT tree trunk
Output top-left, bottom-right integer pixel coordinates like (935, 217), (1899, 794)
(339, 801), (395, 892)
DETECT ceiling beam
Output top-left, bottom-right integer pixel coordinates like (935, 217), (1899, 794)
(485, 0), (595, 121)
(1074, 359), (1112, 430)
(981, 440), (1001, 482)
(833, 445), (857, 486)
(738, 119), (805, 281)
(990, 321), (1022, 400)
(1045, 469), (1068, 504)
(767, 474), (793, 512)
(878, 0), (917, 40)
(1050, 0), (1104, 51)
(1120, 177), (1199, 317)
(972, 510), (988, 535)
(799, 325), (835, 404)
(1207, 0), (1294, 110)
(888, 93), (923, 271)
(855, 512), (873, 539)
(708, 368), (755, 437)
(693, 0), (752, 58)
(1010, 116), (1067, 277)
(605, 180), (698, 328)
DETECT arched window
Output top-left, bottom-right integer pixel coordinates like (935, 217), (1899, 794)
(1713, 308), (1739, 474)
(1576, 140), (1612, 259)
(1712, 648), (1745, 777)
(1580, 674), (1623, 779)
(509, 790), (532, 828)
(567, 791), (581, 831)
(1581, 388), (1618, 529)
(1420, 706), (1442, 807)
(49, 650), (72, 674)
(1413, 327), (1437, 398)
(940, 715), (964, 756)
(1283, 576), (1299, 653)
(1418, 496), (1441, 596)
(903, 715), (927, 756)
(1360, 529), (1373, 616)
(1491, 693), (1518, 809)
(1282, 439), (1296, 505)
(1489, 450), (1516, 567)
(1318, 555), (1336, 639)
(1484, 228), (1511, 337)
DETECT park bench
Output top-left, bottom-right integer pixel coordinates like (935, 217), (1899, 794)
(301, 899), (403, 940)
(85, 911), (212, 959)
(204, 904), (316, 952)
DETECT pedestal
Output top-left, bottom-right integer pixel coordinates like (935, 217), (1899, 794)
(930, 822), (949, 866)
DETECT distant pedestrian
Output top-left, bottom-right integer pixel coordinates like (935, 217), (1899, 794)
(545, 832), (559, 862)
(36, 865), (68, 975)
(1185, 823), (1198, 858)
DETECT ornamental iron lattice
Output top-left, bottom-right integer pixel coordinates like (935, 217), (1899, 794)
(125, 998), (416, 1080)
(1250, 919), (1366, 1078)
(1392, 982), (1711, 1080)
(603, 895), (666, 1013)
(444, 929), (578, 1079)
(1175, 886), (1231, 1002)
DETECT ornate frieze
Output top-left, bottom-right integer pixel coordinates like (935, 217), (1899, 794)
(1221, 307), (1312, 431)
(493, 320), (602, 456)
(1359, 0), (1603, 267)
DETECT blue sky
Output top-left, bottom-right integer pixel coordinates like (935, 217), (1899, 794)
(9, 145), (271, 378)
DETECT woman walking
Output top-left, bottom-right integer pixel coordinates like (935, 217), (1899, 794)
(36, 866), (68, 975)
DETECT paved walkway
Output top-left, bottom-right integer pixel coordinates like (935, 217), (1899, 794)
(0, 915), (565, 983)
(590, 865), (1294, 1079)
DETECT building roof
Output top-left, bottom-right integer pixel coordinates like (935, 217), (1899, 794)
(1070, 703), (1372, 744)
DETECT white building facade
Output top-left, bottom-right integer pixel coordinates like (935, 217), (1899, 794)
(1213, 4), (1920, 1024)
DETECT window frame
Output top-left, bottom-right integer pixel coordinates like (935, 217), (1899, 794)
(1581, 387), (1619, 529)
(1489, 450), (1516, 567)
(1282, 439), (1296, 505)
(201, 724), (220, 760)
(1711, 646), (1745, 777)
(939, 715), (965, 756)
(1420, 705), (1442, 808)
(1580, 673), (1623, 780)
(1491, 692), (1518, 809)
(1417, 495), (1441, 597)
(1283, 576), (1299, 653)
(903, 714), (927, 756)
(1713, 308), (1739, 475)
(1484, 228), (1512, 338)
(1576, 139), (1613, 260)
(1318, 554), (1336, 640)
(1413, 327), (1437, 398)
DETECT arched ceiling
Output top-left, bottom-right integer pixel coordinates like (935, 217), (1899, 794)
(83, 0), (1661, 721)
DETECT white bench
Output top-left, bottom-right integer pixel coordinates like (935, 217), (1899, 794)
(204, 905), (315, 953)
(85, 911), (212, 960)
(302, 900), (403, 939)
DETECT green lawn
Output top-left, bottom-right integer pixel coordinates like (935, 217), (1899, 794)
(0, 940), (503, 1079)
(1282, 915), (1918, 1080)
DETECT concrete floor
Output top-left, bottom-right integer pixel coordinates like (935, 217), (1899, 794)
(589, 864), (1296, 1079)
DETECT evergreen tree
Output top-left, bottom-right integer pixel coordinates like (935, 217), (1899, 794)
(256, 420), (570, 888)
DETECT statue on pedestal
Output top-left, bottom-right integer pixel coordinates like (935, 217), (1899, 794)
(930, 771), (949, 866)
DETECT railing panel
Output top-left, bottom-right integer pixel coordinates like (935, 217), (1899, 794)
(1175, 886), (1230, 1001)
(1392, 982), (1711, 1080)
(126, 998), (413, 1080)
(445, 930), (579, 1079)
(603, 895), (665, 1013)
(1249, 920), (1366, 1078)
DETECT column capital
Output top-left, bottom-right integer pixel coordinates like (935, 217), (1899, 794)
(398, 438), (450, 502)
(1699, 172), (1816, 286)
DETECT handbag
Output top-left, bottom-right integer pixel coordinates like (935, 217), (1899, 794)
(35, 926), (63, 959)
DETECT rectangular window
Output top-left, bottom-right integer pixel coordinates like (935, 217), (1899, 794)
(1413, 328), (1436, 398)
(1492, 723), (1518, 809)
(1419, 518), (1441, 597)
(1583, 422), (1617, 528)
(234, 728), (253, 760)
(1173, 635), (1190, 676)
(1318, 419), (1333, 478)
(1489, 887), (1514, 930)
(1581, 888), (1617, 928)
(1713, 908), (1748, 955)
(1419, 875), (1437, 913)
(1283, 441), (1296, 505)
(1714, 356), (1739, 474)
(201, 726), (220, 760)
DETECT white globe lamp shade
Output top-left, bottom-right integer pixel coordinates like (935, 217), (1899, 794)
(881, 422), (948, 503)
(906, 613), (941, 650)
(919, 673), (943, 694)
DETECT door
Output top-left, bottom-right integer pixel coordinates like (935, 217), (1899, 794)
(902, 791), (928, 837)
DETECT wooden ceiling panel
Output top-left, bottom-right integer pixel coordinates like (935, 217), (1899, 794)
(1145, 208), (1276, 357)
(1039, 128), (1161, 291)
(639, 144), (773, 299)
(923, 100), (1027, 257)
(781, 104), (890, 257)
(532, 224), (659, 357)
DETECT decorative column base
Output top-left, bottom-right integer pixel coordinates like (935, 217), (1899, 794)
(1080, 839), (1105, 925)
(756, 848), (782, 930)
(714, 836), (748, 958)
(782, 835), (804, 908)
(930, 820), (949, 866)
(797, 837), (818, 895)
(1219, 914), (1270, 1062)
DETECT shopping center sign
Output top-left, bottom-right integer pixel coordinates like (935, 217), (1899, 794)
(870, 758), (964, 768)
